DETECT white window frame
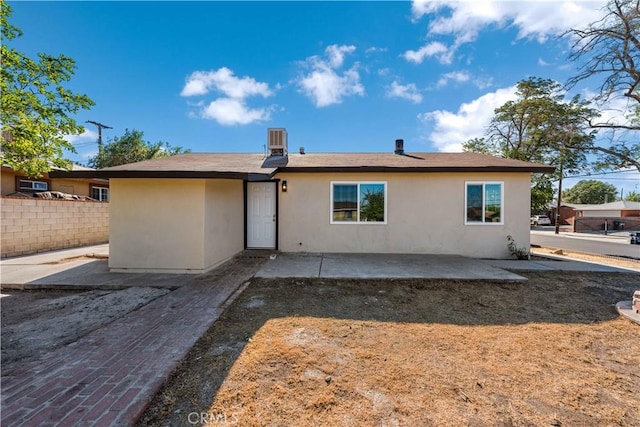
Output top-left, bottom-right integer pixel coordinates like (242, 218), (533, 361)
(18, 179), (48, 191)
(464, 181), (504, 225)
(330, 181), (388, 225)
(91, 186), (109, 202)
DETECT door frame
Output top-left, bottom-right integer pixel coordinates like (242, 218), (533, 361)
(244, 180), (279, 250)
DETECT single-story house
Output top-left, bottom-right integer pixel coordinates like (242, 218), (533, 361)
(50, 129), (554, 273)
(563, 201), (640, 218)
(1, 164), (110, 201)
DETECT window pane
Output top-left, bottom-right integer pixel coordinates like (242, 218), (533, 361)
(333, 184), (357, 221)
(466, 184), (483, 222)
(484, 184), (502, 223)
(359, 183), (385, 222)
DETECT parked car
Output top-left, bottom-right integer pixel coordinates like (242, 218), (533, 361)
(530, 215), (551, 226)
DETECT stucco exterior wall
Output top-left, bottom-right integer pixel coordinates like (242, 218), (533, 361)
(109, 179), (207, 273)
(1, 197), (109, 258)
(204, 179), (245, 270)
(109, 178), (245, 273)
(276, 172), (532, 259)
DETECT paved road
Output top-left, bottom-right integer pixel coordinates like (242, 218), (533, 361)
(531, 229), (640, 259)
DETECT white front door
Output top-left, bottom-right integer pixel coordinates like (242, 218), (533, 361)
(247, 182), (276, 248)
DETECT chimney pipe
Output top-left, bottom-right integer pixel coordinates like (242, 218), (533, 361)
(394, 139), (404, 155)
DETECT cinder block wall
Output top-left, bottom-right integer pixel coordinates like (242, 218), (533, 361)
(1, 197), (109, 258)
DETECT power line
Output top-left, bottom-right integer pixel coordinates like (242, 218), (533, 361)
(564, 170), (639, 179)
(85, 120), (112, 157)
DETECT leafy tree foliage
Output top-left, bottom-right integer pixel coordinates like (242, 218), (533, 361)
(562, 180), (618, 204)
(88, 129), (189, 168)
(462, 77), (597, 212)
(624, 190), (640, 201)
(565, 0), (640, 170)
(0, 1), (94, 177)
(359, 189), (385, 222)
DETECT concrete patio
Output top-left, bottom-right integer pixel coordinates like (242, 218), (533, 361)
(255, 252), (528, 281)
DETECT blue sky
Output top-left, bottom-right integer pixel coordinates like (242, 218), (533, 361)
(8, 1), (639, 196)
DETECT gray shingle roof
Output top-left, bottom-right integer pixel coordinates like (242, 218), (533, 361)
(49, 152), (555, 179)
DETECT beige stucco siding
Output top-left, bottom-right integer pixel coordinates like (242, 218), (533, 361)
(109, 179), (207, 272)
(204, 179), (245, 270)
(276, 172), (531, 259)
(109, 178), (245, 273)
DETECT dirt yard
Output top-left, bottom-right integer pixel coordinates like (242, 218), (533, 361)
(138, 271), (640, 427)
(0, 287), (170, 373)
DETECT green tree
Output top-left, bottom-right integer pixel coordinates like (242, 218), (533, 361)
(624, 190), (640, 201)
(564, 0), (640, 171)
(562, 180), (618, 204)
(89, 129), (189, 168)
(359, 189), (385, 222)
(463, 77), (597, 212)
(0, 1), (94, 177)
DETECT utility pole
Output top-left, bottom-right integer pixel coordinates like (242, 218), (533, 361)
(555, 123), (574, 235)
(85, 120), (112, 160)
(555, 158), (563, 235)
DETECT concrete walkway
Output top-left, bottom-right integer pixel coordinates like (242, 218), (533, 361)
(1, 244), (196, 290)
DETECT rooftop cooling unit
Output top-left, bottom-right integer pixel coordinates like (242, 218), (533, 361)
(268, 128), (287, 156)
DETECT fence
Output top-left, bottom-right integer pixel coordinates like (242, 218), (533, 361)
(572, 216), (640, 233)
(1, 196), (109, 258)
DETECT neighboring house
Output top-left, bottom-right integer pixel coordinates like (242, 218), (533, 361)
(50, 129), (554, 273)
(563, 201), (640, 218)
(558, 201), (640, 232)
(1, 164), (110, 201)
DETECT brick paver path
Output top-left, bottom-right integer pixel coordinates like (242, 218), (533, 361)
(1, 255), (266, 426)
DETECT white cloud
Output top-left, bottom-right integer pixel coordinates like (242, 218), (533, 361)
(387, 81), (423, 104)
(297, 44), (364, 107)
(325, 44), (356, 68)
(419, 86), (518, 152)
(181, 67), (274, 126)
(538, 57), (551, 66)
(63, 129), (98, 145)
(181, 67), (272, 98)
(412, 0), (604, 40)
(201, 98), (271, 126)
(408, 0), (606, 63)
(583, 90), (636, 129)
(403, 41), (452, 64)
(365, 46), (388, 55)
(436, 71), (471, 87)
(435, 70), (493, 89)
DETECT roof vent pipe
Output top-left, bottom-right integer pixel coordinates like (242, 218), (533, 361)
(394, 139), (404, 155)
(299, 147), (305, 155)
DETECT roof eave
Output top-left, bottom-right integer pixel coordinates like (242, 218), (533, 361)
(277, 166), (556, 173)
(48, 170), (273, 180)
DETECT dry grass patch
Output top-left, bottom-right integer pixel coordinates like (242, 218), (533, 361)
(139, 273), (640, 427)
(210, 318), (636, 426)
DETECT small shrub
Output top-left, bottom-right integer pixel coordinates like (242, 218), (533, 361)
(507, 235), (530, 260)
